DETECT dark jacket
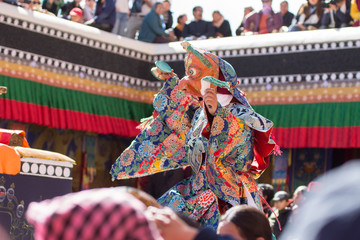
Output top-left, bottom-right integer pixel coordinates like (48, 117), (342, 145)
(94, 0), (116, 26)
(163, 10), (173, 29)
(235, 22), (244, 36)
(269, 207), (292, 239)
(174, 26), (183, 40)
(320, 0), (352, 28)
(42, 0), (59, 15)
(138, 4), (168, 42)
(214, 19), (232, 37)
(282, 11), (295, 27)
(182, 20), (215, 38)
(194, 228), (236, 240)
(244, 10), (283, 33)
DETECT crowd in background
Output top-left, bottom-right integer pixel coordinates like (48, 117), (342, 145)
(1, 0), (360, 43)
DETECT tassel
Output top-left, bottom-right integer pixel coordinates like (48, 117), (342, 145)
(270, 133), (282, 156)
(136, 116), (154, 131)
(274, 144), (282, 156)
(136, 111), (158, 131)
(239, 89), (246, 97)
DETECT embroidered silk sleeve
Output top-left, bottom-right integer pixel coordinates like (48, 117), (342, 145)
(204, 102), (262, 208)
(110, 77), (196, 180)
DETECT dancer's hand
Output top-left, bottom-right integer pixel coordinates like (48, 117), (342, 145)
(151, 68), (176, 81)
(204, 88), (217, 115)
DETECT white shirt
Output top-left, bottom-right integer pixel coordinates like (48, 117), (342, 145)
(140, 0), (155, 16)
(115, 0), (129, 13)
(298, 13), (320, 25)
(340, 3), (346, 14)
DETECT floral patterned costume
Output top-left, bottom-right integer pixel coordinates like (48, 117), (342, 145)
(110, 42), (275, 228)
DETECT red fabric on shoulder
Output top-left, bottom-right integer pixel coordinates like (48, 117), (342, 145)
(250, 129), (275, 176)
(217, 70), (232, 95)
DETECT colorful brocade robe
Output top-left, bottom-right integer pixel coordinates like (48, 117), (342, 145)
(110, 76), (274, 228)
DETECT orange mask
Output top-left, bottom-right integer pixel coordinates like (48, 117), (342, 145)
(178, 45), (219, 98)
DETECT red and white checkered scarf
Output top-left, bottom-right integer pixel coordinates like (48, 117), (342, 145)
(26, 188), (162, 240)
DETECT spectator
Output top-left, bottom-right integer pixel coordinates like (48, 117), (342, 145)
(162, 0), (173, 29)
(42, 0), (61, 15)
(217, 205), (273, 240)
(292, 185), (307, 209)
(20, 0), (31, 10)
(291, 185), (307, 219)
(147, 206), (233, 240)
(138, 2), (174, 43)
(281, 160), (360, 240)
(280, 1), (295, 27)
(258, 183), (275, 217)
(69, 7), (84, 23)
(23, 0), (42, 11)
(26, 188), (162, 240)
(235, 6), (254, 35)
(269, 191), (292, 239)
(289, 0), (324, 31)
(61, 0), (82, 19)
(320, 0), (352, 28)
(112, 0), (129, 36)
(182, 6), (215, 40)
(90, 0), (116, 32)
(174, 14), (187, 40)
(23, 0), (55, 15)
(83, 0), (96, 22)
(244, 0), (283, 34)
(212, 10), (232, 37)
(350, 0), (360, 26)
(126, 0), (156, 39)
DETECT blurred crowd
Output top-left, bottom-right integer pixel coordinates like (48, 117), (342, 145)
(1, 0), (360, 43)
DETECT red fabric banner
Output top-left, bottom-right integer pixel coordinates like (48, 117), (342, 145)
(2, 98), (360, 147)
(273, 126), (360, 148)
(0, 98), (140, 137)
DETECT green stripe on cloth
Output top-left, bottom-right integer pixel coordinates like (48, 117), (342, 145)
(0, 75), (154, 121)
(253, 102), (360, 128)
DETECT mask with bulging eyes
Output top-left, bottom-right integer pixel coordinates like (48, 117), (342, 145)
(178, 48), (219, 98)
(178, 41), (246, 108)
